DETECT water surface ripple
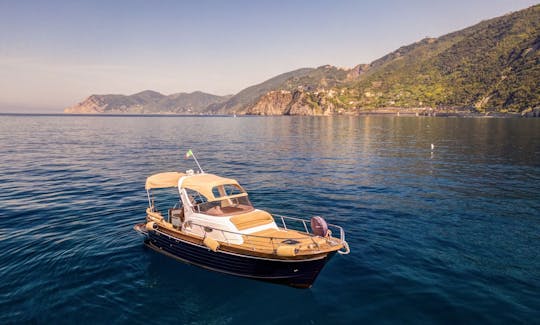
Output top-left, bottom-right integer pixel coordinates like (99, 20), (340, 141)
(0, 115), (539, 323)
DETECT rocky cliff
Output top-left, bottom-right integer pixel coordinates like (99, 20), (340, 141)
(244, 89), (341, 116)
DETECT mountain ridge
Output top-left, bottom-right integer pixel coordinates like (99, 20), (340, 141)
(65, 91), (231, 114)
(65, 4), (539, 115)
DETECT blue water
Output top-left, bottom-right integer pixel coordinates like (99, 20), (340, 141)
(0, 115), (539, 323)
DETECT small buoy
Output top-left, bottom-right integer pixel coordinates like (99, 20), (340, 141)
(431, 144), (435, 150)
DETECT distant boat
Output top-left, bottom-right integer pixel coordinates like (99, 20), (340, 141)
(134, 162), (349, 288)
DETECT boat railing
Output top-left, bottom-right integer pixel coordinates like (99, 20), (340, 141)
(187, 214), (350, 255)
(274, 214), (349, 255)
(274, 214), (346, 242)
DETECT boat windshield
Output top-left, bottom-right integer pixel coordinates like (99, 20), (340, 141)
(200, 195), (254, 216)
(187, 188), (254, 216)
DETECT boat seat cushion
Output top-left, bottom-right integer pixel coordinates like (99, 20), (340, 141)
(230, 210), (274, 230)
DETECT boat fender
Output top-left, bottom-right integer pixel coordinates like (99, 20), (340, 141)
(310, 216), (329, 237)
(146, 221), (157, 231)
(276, 245), (297, 257)
(203, 236), (220, 252)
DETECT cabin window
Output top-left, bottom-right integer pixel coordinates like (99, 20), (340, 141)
(185, 189), (209, 205)
(186, 188), (254, 216)
(212, 184), (244, 198)
(228, 195), (252, 207)
(184, 189), (221, 213)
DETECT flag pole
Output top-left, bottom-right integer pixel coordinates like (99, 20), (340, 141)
(192, 153), (204, 173)
(186, 150), (204, 173)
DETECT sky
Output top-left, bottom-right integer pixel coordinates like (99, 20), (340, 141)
(0, 0), (538, 112)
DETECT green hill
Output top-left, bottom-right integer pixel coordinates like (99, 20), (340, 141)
(338, 4), (540, 112)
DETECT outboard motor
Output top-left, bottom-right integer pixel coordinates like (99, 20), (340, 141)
(310, 216), (329, 237)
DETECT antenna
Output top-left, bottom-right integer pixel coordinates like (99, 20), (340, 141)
(185, 149), (204, 173)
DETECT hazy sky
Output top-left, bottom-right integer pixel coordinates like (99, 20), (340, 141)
(0, 0), (537, 111)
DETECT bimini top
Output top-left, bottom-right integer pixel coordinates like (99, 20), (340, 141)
(181, 173), (244, 202)
(145, 172), (186, 190)
(145, 172), (244, 201)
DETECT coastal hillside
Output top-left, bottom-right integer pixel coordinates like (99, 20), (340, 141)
(208, 65), (355, 115)
(65, 90), (231, 114)
(338, 4), (540, 113)
(205, 68), (314, 114)
(240, 4), (539, 115)
(66, 5), (539, 115)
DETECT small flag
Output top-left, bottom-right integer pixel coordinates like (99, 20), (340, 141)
(185, 149), (193, 159)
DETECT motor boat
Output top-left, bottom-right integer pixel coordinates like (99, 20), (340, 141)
(134, 165), (349, 288)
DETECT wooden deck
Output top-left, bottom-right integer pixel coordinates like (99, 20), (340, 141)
(239, 228), (341, 255)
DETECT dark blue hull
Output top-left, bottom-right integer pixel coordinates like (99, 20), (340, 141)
(145, 228), (335, 288)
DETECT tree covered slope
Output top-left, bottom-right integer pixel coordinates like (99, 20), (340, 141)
(340, 4), (539, 112)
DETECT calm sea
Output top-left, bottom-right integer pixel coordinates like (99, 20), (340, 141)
(0, 115), (539, 323)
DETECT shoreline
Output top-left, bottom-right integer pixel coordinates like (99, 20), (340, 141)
(0, 111), (537, 118)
